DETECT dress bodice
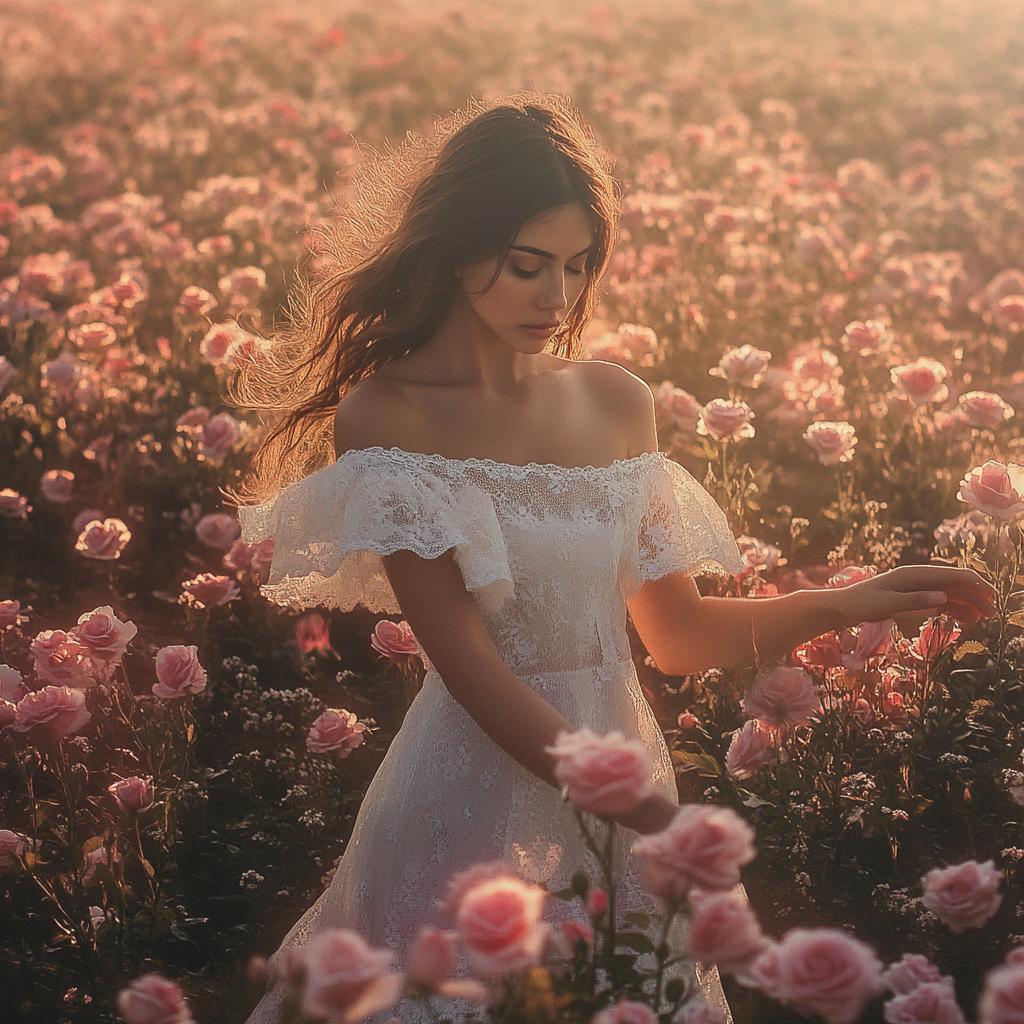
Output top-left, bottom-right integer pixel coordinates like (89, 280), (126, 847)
(237, 446), (742, 677)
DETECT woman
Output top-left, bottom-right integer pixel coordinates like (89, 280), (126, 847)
(233, 94), (993, 1022)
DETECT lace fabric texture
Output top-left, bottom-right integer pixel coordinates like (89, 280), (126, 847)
(239, 448), (742, 1023)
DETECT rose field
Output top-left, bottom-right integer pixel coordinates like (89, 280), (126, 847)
(3, 0), (1024, 1021)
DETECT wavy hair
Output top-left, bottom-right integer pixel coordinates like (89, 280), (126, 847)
(225, 92), (619, 508)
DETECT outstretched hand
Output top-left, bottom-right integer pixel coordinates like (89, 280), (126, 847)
(836, 565), (996, 628)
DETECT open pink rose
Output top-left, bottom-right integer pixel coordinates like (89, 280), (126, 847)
(194, 513), (241, 551)
(456, 875), (550, 977)
(109, 776), (155, 814)
(14, 685), (91, 736)
(842, 619), (894, 671)
(749, 927), (883, 1024)
(726, 719), (778, 780)
(653, 381), (702, 433)
(920, 859), (1002, 934)
(439, 862), (518, 920)
(958, 391), (1014, 430)
(545, 727), (654, 818)
(0, 664), (26, 702)
(803, 421), (858, 465)
(957, 462), (1024, 521)
(181, 573), (240, 607)
(908, 616), (961, 662)
(153, 645), (208, 700)
(709, 344), (771, 388)
(370, 620), (419, 658)
(591, 1000), (659, 1024)
(222, 539), (255, 572)
(882, 954), (948, 995)
(40, 469), (75, 502)
(300, 928), (403, 1023)
(197, 413), (243, 464)
(407, 925), (488, 1002)
(883, 981), (965, 1024)
(697, 398), (755, 443)
(116, 972), (194, 1024)
(75, 517), (131, 560)
(81, 844), (123, 887)
(635, 804), (755, 899)
(175, 406), (210, 431)
(0, 599), (29, 628)
(30, 629), (97, 688)
(0, 489), (31, 519)
(741, 667), (820, 728)
(72, 508), (108, 534)
(70, 605), (137, 670)
(685, 890), (769, 979)
(842, 319), (891, 356)
(0, 830), (30, 873)
(251, 537), (274, 583)
(978, 963), (1024, 1024)
(296, 612), (333, 656)
(891, 358), (949, 405)
(306, 709), (367, 755)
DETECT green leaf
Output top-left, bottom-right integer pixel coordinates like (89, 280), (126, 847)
(142, 858), (155, 878)
(1008, 611), (1024, 627)
(615, 931), (655, 954)
(954, 641), (987, 661)
(81, 835), (106, 855)
(623, 912), (650, 931)
(548, 887), (576, 902)
(671, 750), (721, 776)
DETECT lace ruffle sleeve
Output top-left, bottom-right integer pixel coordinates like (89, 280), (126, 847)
(627, 456), (742, 595)
(236, 449), (514, 614)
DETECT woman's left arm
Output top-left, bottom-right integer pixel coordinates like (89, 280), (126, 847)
(628, 565), (996, 677)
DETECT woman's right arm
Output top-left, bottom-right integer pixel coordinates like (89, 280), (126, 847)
(382, 547), (677, 835)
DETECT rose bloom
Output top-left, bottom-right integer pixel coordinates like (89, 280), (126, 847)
(0, 599), (29, 629)
(726, 719), (778, 780)
(407, 925), (488, 1002)
(306, 708), (367, 755)
(175, 406), (210, 431)
(920, 859), (1002, 934)
(958, 391), (1015, 430)
(908, 616), (961, 662)
(194, 513), (241, 551)
(890, 358), (949, 406)
(75, 517), (131, 560)
(300, 928), (403, 1022)
(81, 844), (123, 887)
(841, 319), (892, 356)
(108, 776), (155, 814)
(152, 645), (208, 700)
(653, 380), (702, 434)
(697, 399), (755, 443)
(1, 664), (26, 702)
(685, 890), (769, 979)
(0, 488), (32, 519)
(71, 508), (106, 535)
(0, 830), (30, 873)
(591, 1000), (659, 1024)
(438, 861), (518, 920)
(199, 321), (249, 367)
(296, 612), (333, 656)
(750, 928), (883, 1024)
(957, 462), (1024, 521)
(197, 412), (243, 464)
(40, 469), (74, 502)
(842, 619), (893, 671)
(635, 804), (756, 899)
(977, 963), (1024, 1024)
(882, 953), (948, 995)
(70, 605), (138, 670)
(545, 727), (654, 818)
(736, 535), (785, 574)
(222, 539), (255, 572)
(70, 321), (117, 350)
(177, 285), (217, 318)
(30, 629), (97, 688)
(803, 421), (858, 465)
(456, 875), (550, 977)
(370, 619), (419, 658)
(181, 573), (240, 607)
(679, 1004), (728, 1024)
(829, 565), (878, 588)
(741, 667), (820, 728)
(883, 981), (965, 1024)
(709, 344), (772, 388)
(14, 685), (91, 736)
(250, 537), (274, 583)
(116, 973), (195, 1024)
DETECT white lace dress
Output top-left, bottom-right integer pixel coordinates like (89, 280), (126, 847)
(237, 446), (742, 1023)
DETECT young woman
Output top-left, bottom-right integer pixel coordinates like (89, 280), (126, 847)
(232, 94), (993, 1023)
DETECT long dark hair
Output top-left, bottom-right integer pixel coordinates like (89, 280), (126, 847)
(226, 92), (619, 507)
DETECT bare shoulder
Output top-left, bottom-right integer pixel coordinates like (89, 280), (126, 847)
(566, 358), (658, 454)
(332, 374), (412, 458)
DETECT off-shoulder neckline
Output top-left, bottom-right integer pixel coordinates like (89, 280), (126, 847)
(335, 445), (666, 474)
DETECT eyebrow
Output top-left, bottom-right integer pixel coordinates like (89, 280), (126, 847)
(509, 244), (592, 260)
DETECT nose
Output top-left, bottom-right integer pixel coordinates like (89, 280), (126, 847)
(536, 267), (568, 312)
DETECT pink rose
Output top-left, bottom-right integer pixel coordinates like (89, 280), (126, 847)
(920, 859), (1002, 934)
(842, 319), (891, 356)
(882, 954), (948, 995)
(883, 981), (965, 1024)
(977, 963), (1024, 1024)
(40, 469), (74, 502)
(0, 664), (26, 702)
(736, 535), (785, 574)
(0, 599), (29, 628)
(635, 804), (756, 899)
(181, 572), (240, 607)
(829, 565), (878, 587)
(222, 539), (254, 572)
(587, 889), (608, 917)
(117, 973), (194, 1024)
(749, 928), (883, 1024)
(725, 719), (778, 780)
(741, 667), (820, 728)
(75, 517), (131, 560)
(177, 285), (217, 317)
(803, 421), (858, 465)
(957, 462), (1024, 521)
(197, 413), (243, 464)
(194, 513), (241, 551)
(30, 629), (97, 688)
(108, 776), (155, 813)
(370, 619), (419, 658)
(842, 619), (894, 671)
(299, 928), (403, 1022)
(677, 711), (699, 730)
(199, 322), (248, 366)
(653, 381), (702, 434)
(14, 685), (91, 736)
(679, 1004), (728, 1024)
(0, 830), (30, 873)
(591, 1000), (659, 1024)
(296, 612), (333, 656)
(70, 321), (117, 350)
(153, 645), (207, 700)
(306, 708), (367, 755)
(456, 876), (550, 977)
(685, 890), (769, 979)
(697, 398), (755, 443)
(996, 295), (1024, 328)
(70, 605), (137, 670)
(72, 508), (107, 534)
(958, 391), (1014, 430)
(251, 537), (274, 583)
(0, 488), (32, 519)
(439, 861), (518, 920)
(554, 919), (594, 959)
(545, 727), (654, 818)
(709, 344), (771, 388)
(407, 925), (488, 1002)
(81, 844), (122, 887)
(891, 358), (949, 406)
(908, 616), (961, 662)
(41, 353), (81, 392)
(175, 406), (210, 430)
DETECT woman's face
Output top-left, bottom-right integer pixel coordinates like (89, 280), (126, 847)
(456, 203), (595, 354)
